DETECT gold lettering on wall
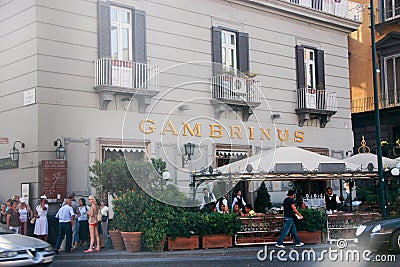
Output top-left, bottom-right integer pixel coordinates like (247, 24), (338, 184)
(161, 120), (178, 135)
(209, 124), (223, 138)
(260, 128), (271, 140)
(230, 126), (243, 139)
(139, 119), (156, 134)
(294, 130), (305, 142)
(277, 129), (289, 141)
(182, 122), (202, 137)
(248, 127), (254, 140)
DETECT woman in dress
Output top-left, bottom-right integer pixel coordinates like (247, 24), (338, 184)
(85, 196), (100, 253)
(77, 198), (89, 247)
(18, 197), (33, 235)
(34, 196), (48, 241)
(6, 200), (20, 233)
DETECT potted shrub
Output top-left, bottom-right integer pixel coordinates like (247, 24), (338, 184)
(166, 211), (203, 251)
(108, 220), (125, 251)
(295, 208), (327, 244)
(201, 213), (242, 249)
(112, 190), (146, 252)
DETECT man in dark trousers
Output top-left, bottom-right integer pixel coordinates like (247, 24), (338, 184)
(276, 190), (304, 248)
(54, 199), (75, 253)
(324, 187), (341, 214)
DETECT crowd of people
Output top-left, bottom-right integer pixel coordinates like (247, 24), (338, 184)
(200, 189), (256, 217)
(0, 192), (110, 254)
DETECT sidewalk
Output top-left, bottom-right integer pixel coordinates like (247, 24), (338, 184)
(55, 243), (336, 260)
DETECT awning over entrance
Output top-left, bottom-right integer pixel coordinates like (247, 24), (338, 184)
(343, 153), (398, 170)
(192, 147), (375, 192)
(104, 146), (146, 153)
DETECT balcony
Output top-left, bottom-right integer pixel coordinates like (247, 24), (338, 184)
(94, 58), (159, 111)
(255, 0), (364, 21)
(211, 74), (261, 121)
(295, 88), (337, 127)
(376, 5), (400, 30)
(351, 94), (400, 113)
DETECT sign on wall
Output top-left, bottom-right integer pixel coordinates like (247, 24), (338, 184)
(0, 157), (18, 169)
(24, 88), (36, 106)
(42, 160), (67, 201)
(0, 137), (8, 144)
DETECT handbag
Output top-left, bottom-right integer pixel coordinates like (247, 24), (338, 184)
(97, 210), (102, 222)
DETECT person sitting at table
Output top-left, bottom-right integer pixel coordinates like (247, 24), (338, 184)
(324, 187), (341, 214)
(243, 204), (255, 217)
(232, 203), (244, 217)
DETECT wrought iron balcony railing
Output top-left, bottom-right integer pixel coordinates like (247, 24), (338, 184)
(212, 74), (261, 104)
(296, 88), (338, 112)
(351, 94), (400, 113)
(94, 58), (159, 92)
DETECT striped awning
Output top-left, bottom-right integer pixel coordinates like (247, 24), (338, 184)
(216, 150), (248, 158)
(104, 146), (146, 153)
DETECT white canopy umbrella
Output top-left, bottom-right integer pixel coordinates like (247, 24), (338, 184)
(218, 146), (360, 192)
(343, 153), (398, 170)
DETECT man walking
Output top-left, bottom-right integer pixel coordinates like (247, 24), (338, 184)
(276, 190), (304, 248)
(55, 199), (75, 253)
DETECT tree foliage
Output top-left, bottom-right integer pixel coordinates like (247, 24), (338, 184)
(254, 182), (272, 213)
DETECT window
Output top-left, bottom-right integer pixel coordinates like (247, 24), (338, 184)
(384, 0), (400, 20)
(110, 6), (132, 61)
(98, 2), (146, 63)
(211, 27), (249, 75)
(383, 54), (400, 105)
(304, 48), (316, 90)
(221, 30), (237, 72)
(295, 45), (325, 90)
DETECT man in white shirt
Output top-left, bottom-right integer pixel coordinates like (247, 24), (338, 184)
(216, 194), (229, 212)
(231, 190), (246, 210)
(55, 199), (75, 253)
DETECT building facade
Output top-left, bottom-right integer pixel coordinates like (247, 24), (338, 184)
(0, 0), (360, 204)
(350, 0), (400, 157)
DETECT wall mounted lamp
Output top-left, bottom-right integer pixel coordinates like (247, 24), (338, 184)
(10, 141), (25, 161)
(54, 139), (66, 160)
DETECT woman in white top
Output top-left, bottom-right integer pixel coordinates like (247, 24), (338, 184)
(34, 196), (49, 241)
(100, 201), (109, 247)
(18, 198), (33, 236)
(77, 198), (89, 247)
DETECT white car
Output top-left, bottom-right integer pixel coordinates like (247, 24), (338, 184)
(0, 224), (54, 266)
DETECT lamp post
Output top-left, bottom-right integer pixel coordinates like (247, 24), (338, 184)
(369, 0), (387, 218)
(53, 139), (66, 160)
(9, 141), (25, 161)
(184, 143), (196, 200)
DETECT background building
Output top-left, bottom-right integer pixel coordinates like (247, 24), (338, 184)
(350, 0), (400, 158)
(0, 0), (361, 205)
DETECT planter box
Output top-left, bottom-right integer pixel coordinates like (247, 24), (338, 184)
(167, 236), (199, 251)
(202, 234), (232, 249)
(297, 231), (322, 244)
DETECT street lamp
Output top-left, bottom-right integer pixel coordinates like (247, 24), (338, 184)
(184, 143), (196, 200)
(53, 139), (66, 160)
(369, 0), (387, 218)
(184, 143), (195, 160)
(9, 141), (25, 161)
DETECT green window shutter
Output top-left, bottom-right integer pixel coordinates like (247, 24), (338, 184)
(133, 9), (147, 64)
(98, 1), (111, 58)
(238, 32), (249, 74)
(296, 45), (306, 89)
(212, 26), (222, 74)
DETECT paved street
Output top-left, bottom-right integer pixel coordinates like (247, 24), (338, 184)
(52, 244), (400, 267)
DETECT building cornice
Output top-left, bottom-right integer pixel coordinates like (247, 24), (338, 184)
(228, 0), (361, 33)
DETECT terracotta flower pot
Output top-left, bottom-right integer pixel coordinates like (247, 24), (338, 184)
(154, 237), (166, 252)
(167, 236), (199, 251)
(121, 231), (143, 252)
(202, 234), (232, 249)
(109, 230), (125, 251)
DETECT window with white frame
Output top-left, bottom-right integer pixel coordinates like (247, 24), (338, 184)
(221, 30), (237, 72)
(384, 0), (400, 20)
(304, 48), (316, 90)
(110, 6), (132, 61)
(383, 54), (400, 105)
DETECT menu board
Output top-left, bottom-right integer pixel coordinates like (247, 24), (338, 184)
(42, 160), (67, 201)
